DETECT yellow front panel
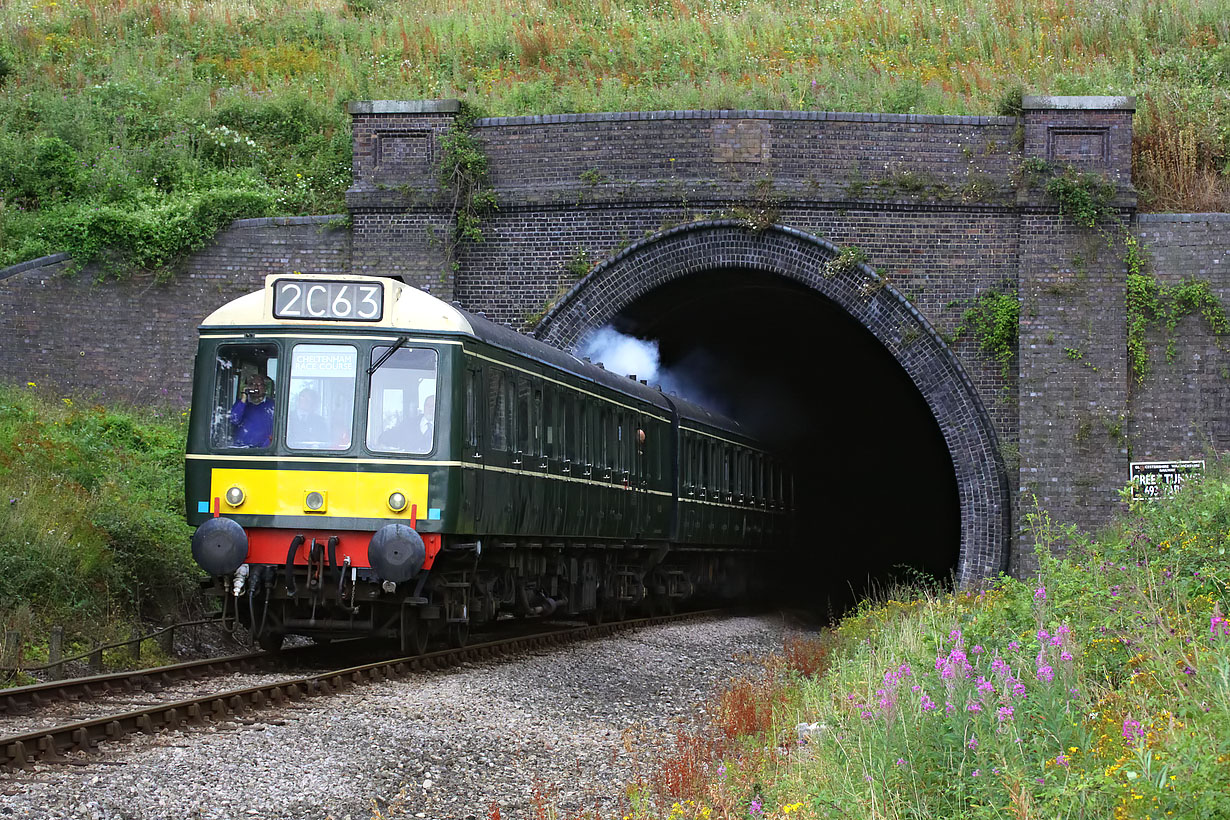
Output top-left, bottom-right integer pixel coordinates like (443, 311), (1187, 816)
(210, 468), (429, 520)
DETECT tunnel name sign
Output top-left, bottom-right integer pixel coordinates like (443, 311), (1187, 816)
(1129, 460), (1204, 501)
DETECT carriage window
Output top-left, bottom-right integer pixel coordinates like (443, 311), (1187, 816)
(210, 344), (279, 450)
(723, 446), (732, 496)
(599, 408), (610, 469)
(365, 346), (437, 454)
(615, 414), (624, 473)
(687, 435), (698, 490)
(532, 387), (544, 457)
(516, 379), (531, 455)
(555, 390), (568, 462)
(465, 367), (482, 450)
(488, 369), (508, 452)
(286, 344), (357, 451)
(578, 401), (591, 467)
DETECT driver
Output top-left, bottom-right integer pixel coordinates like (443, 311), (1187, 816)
(287, 387), (330, 448)
(230, 373), (274, 447)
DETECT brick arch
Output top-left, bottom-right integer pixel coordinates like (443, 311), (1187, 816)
(533, 220), (1011, 585)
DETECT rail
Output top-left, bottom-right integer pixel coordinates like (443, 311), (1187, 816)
(0, 609), (726, 770)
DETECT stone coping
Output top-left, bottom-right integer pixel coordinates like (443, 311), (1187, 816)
(473, 109), (1018, 127)
(1136, 213), (1230, 223)
(1022, 95), (1135, 110)
(229, 215), (346, 228)
(348, 100), (461, 114)
(0, 216), (346, 282)
(0, 253), (70, 281)
(345, 101), (1017, 127)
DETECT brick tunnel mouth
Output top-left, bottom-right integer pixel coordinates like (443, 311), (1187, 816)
(601, 268), (961, 616)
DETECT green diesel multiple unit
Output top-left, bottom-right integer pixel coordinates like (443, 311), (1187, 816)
(187, 274), (792, 651)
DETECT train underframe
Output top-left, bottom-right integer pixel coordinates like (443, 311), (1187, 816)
(209, 535), (753, 652)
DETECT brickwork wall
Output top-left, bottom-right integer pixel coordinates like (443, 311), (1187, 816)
(1016, 216), (1131, 573)
(1130, 214), (1230, 460)
(1012, 99), (1137, 573)
(347, 101), (464, 301)
(0, 216), (350, 404)
(470, 110), (1017, 203)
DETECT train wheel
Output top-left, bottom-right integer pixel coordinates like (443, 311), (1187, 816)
(649, 593), (675, 616)
(585, 598), (605, 626)
(448, 621), (469, 649)
(257, 631), (285, 652)
(400, 609), (430, 656)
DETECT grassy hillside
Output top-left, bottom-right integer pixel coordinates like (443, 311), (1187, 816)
(613, 458), (1230, 820)
(0, 0), (1227, 275)
(0, 385), (197, 643)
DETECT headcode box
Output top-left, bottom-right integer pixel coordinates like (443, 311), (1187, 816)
(1129, 460), (1205, 501)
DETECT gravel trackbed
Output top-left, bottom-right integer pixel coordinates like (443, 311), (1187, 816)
(0, 615), (792, 820)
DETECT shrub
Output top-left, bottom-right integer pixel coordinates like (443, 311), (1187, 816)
(0, 386), (198, 633)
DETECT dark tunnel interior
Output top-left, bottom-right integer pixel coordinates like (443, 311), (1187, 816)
(605, 268), (961, 617)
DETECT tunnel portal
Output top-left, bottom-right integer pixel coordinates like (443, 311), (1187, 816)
(608, 270), (961, 610)
(534, 222), (1011, 604)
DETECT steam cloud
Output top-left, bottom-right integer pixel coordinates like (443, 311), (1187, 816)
(578, 326), (723, 411)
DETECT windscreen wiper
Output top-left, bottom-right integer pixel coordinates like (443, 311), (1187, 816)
(367, 335), (409, 375)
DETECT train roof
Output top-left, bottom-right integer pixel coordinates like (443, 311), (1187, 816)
(202, 274), (758, 446)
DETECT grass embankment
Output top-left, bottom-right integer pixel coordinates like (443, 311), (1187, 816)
(0, 385), (198, 664)
(1, 0), (1228, 276)
(609, 460), (1229, 820)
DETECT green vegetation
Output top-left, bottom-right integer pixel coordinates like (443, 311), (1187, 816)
(1044, 167), (1119, 229)
(608, 458), (1230, 820)
(0, 385), (197, 642)
(438, 101), (497, 247)
(822, 245), (868, 278)
(1125, 234), (1230, 385)
(1, 0), (1229, 274)
(953, 288), (1020, 380)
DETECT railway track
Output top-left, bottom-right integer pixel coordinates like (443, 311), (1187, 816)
(0, 609), (723, 771)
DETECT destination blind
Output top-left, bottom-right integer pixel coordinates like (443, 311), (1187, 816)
(273, 279), (384, 322)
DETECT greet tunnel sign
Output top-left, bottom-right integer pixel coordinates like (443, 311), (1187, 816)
(1129, 460), (1205, 501)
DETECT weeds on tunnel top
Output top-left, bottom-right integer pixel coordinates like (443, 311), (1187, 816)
(598, 457), (1230, 820)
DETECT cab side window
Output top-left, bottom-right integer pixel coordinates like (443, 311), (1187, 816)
(211, 344), (279, 450)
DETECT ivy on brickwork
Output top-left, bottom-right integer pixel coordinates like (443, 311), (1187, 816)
(439, 102), (497, 248)
(64, 190), (273, 282)
(1034, 164), (1228, 386)
(952, 288), (1020, 380)
(1124, 234), (1229, 385)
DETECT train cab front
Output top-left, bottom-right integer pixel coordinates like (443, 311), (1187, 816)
(184, 274), (470, 651)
